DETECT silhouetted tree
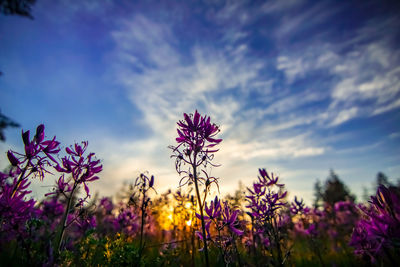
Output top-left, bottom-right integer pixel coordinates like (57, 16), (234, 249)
(0, 0), (36, 19)
(0, 109), (20, 142)
(362, 186), (370, 202)
(313, 179), (323, 209)
(321, 170), (355, 206)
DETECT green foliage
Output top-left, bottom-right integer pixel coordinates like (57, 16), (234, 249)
(60, 233), (145, 266)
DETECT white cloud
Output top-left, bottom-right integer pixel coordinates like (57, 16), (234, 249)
(330, 107), (358, 126)
(277, 36), (400, 127)
(95, 14), (332, 198)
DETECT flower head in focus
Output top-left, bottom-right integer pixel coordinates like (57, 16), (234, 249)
(53, 141), (102, 200)
(7, 124), (60, 180)
(170, 110), (222, 187)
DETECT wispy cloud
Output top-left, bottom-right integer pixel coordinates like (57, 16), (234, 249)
(276, 20), (400, 127)
(100, 13), (334, 195)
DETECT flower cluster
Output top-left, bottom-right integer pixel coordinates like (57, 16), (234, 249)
(175, 110), (222, 156)
(246, 169), (287, 221)
(350, 185), (400, 263)
(170, 110), (223, 267)
(54, 141), (102, 201)
(196, 196), (243, 265)
(1, 124), (59, 242)
(196, 196), (243, 239)
(8, 124), (60, 181)
(170, 110), (222, 187)
(245, 169), (288, 265)
(0, 170), (36, 241)
(290, 196), (307, 215)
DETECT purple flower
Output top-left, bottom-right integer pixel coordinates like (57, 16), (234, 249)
(7, 150), (20, 166)
(54, 141), (102, 199)
(114, 206), (139, 236)
(99, 197), (114, 214)
(196, 197), (244, 238)
(290, 196), (306, 214)
(204, 196), (222, 219)
(222, 202), (244, 236)
(176, 110), (222, 154)
(350, 185), (400, 261)
(0, 172), (37, 242)
(258, 168), (284, 187)
(9, 124), (60, 181)
(170, 110), (222, 187)
(45, 175), (72, 197)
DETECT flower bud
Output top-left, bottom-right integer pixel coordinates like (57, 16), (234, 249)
(149, 175), (154, 187)
(22, 130), (30, 146)
(7, 150), (20, 166)
(35, 124), (45, 144)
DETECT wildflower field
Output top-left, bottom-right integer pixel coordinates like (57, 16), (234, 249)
(1, 111), (399, 266)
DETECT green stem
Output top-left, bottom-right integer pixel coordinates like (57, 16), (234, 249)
(272, 216), (283, 267)
(11, 159), (32, 198)
(232, 235), (243, 267)
(138, 190), (146, 263)
(193, 162), (210, 267)
(216, 226), (226, 264)
(56, 183), (77, 252)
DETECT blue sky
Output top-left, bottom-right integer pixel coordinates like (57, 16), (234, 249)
(1, 0), (400, 204)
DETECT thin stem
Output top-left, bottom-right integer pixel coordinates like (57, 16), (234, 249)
(56, 182), (77, 252)
(138, 189), (146, 263)
(232, 234), (243, 267)
(11, 159), (32, 198)
(193, 161), (210, 267)
(251, 217), (258, 266)
(272, 216), (283, 267)
(191, 226), (196, 267)
(216, 225), (226, 263)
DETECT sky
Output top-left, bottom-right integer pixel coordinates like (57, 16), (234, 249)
(1, 0), (400, 204)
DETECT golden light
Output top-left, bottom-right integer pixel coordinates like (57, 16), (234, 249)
(186, 219), (192, 227)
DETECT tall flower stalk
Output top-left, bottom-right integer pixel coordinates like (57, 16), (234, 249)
(196, 196), (244, 265)
(246, 169), (287, 266)
(51, 141), (102, 251)
(1, 125), (60, 240)
(8, 124), (60, 197)
(130, 173), (156, 263)
(170, 110), (222, 267)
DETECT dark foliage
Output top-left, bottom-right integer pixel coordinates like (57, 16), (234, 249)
(322, 170), (355, 206)
(0, 109), (20, 142)
(0, 0), (36, 19)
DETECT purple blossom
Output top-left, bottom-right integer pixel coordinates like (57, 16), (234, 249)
(0, 171), (37, 242)
(175, 110), (222, 154)
(7, 150), (20, 166)
(54, 141), (102, 199)
(99, 197), (114, 214)
(10, 124), (60, 180)
(222, 201), (244, 236)
(290, 196), (306, 215)
(350, 185), (400, 262)
(170, 110), (222, 187)
(246, 170), (287, 220)
(196, 197), (243, 239)
(114, 206), (139, 236)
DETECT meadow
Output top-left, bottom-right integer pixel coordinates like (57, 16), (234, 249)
(1, 111), (399, 266)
